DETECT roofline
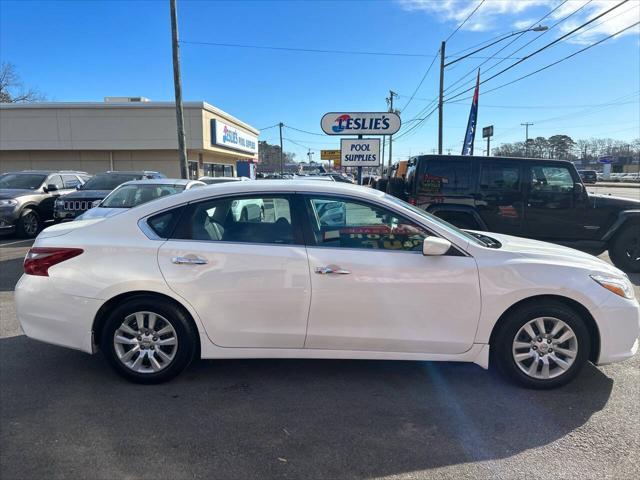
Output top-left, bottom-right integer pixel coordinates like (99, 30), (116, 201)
(0, 101), (259, 135)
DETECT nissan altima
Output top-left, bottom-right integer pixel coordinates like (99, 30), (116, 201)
(15, 181), (639, 387)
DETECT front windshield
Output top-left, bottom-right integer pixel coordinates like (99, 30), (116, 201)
(81, 174), (141, 190)
(100, 184), (185, 208)
(385, 194), (487, 246)
(0, 173), (47, 190)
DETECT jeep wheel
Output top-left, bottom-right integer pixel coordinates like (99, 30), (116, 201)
(609, 224), (640, 273)
(16, 209), (41, 238)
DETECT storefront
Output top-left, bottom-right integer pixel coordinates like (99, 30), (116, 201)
(0, 99), (259, 178)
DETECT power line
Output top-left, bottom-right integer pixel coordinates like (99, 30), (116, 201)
(446, 0), (486, 42)
(442, 0), (571, 98)
(283, 124), (326, 137)
(400, 49), (439, 113)
(258, 123), (279, 131)
(181, 40), (438, 58)
(444, 0), (630, 103)
(478, 21), (640, 98)
(446, 100), (639, 109)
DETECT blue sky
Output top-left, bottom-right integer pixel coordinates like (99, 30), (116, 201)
(1, 0), (638, 162)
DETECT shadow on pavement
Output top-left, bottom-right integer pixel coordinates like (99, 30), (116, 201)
(0, 335), (613, 480)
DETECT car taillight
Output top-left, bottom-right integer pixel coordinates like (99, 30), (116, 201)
(408, 198), (417, 205)
(24, 248), (84, 276)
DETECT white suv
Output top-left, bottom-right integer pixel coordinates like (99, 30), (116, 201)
(15, 181), (639, 387)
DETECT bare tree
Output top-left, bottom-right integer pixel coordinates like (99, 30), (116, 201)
(0, 62), (45, 103)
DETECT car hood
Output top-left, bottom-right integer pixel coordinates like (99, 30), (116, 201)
(63, 190), (111, 200)
(0, 189), (37, 199)
(475, 231), (623, 276)
(76, 207), (127, 220)
(589, 193), (640, 209)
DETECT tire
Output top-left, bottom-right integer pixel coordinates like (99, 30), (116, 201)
(609, 223), (640, 273)
(491, 300), (591, 389)
(100, 297), (198, 384)
(15, 208), (41, 238)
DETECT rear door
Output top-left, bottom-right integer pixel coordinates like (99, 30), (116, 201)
(475, 159), (524, 236)
(157, 193), (311, 348)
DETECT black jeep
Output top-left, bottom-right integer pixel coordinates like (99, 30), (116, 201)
(404, 155), (640, 272)
(0, 170), (90, 237)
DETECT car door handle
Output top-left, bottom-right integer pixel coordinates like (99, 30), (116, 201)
(171, 256), (208, 265)
(314, 266), (351, 275)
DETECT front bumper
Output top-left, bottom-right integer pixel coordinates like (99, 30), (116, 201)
(15, 274), (103, 354)
(595, 295), (640, 365)
(0, 212), (18, 235)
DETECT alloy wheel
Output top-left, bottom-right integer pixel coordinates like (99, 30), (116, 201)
(113, 311), (178, 374)
(512, 317), (578, 380)
(23, 212), (39, 236)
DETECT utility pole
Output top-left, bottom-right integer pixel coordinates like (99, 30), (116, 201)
(521, 122), (533, 157)
(170, 0), (189, 179)
(307, 149), (314, 164)
(279, 122), (284, 175)
(381, 135), (386, 176)
(486, 135), (490, 157)
(387, 90), (397, 173)
(438, 41), (445, 155)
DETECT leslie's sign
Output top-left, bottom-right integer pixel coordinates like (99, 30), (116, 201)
(321, 112), (401, 135)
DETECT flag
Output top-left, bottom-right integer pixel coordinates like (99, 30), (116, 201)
(461, 69), (480, 156)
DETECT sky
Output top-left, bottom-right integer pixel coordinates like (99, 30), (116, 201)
(1, 0), (639, 163)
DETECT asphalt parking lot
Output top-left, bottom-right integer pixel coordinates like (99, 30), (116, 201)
(1, 195), (639, 479)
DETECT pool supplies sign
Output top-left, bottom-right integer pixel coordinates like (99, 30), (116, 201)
(211, 119), (258, 155)
(340, 138), (381, 167)
(321, 112), (401, 135)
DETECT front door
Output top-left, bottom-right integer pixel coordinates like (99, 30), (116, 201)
(524, 163), (586, 240)
(157, 194), (311, 348)
(475, 160), (524, 236)
(301, 195), (481, 355)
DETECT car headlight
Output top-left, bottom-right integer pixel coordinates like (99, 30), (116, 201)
(590, 274), (635, 300)
(0, 199), (18, 207)
(55, 199), (65, 206)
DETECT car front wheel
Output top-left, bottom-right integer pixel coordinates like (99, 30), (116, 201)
(16, 208), (41, 238)
(100, 297), (198, 384)
(609, 224), (640, 273)
(492, 301), (590, 389)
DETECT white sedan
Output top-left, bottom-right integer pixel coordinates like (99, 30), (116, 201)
(15, 181), (639, 387)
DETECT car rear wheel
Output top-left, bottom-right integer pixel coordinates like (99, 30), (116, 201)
(609, 224), (640, 273)
(16, 209), (41, 238)
(491, 301), (590, 389)
(100, 297), (198, 384)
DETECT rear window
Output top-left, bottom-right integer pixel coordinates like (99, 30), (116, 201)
(147, 206), (185, 238)
(479, 162), (520, 191)
(419, 159), (472, 194)
(81, 174), (142, 190)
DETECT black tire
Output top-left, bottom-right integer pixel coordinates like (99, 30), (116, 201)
(609, 223), (640, 273)
(491, 300), (591, 389)
(100, 297), (198, 384)
(16, 208), (41, 238)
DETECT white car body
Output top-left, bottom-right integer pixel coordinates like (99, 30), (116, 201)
(15, 181), (639, 373)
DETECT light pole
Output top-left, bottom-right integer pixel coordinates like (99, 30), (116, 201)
(437, 25), (548, 155)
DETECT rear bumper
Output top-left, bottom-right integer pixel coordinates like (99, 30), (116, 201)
(595, 296), (640, 365)
(15, 274), (103, 354)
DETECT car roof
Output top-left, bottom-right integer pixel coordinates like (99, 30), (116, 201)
(117, 178), (200, 186)
(102, 171), (161, 175)
(409, 154), (574, 165)
(3, 170), (87, 175)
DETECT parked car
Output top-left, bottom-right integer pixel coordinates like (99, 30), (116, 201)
(198, 176), (248, 185)
(76, 179), (205, 220)
(578, 170), (597, 184)
(403, 155), (640, 272)
(16, 181), (639, 387)
(54, 171), (165, 221)
(0, 170), (90, 237)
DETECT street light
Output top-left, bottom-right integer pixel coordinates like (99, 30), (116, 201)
(437, 25), (548, 154)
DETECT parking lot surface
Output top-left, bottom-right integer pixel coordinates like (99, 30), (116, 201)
(1, 187), (639, 479)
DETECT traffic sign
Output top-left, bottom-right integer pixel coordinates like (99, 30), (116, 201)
(340, 138), (380, 167)
(321, 112), (401, 136)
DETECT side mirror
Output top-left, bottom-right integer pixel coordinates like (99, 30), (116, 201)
(91, 200), (102, 208)
(573, 183), (584, 196)
(46, 184), (58, 192)
(422, 237), (452, 256)
(76, 184), (82, 190)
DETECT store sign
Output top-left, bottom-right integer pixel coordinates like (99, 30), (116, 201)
(321, 149), (341, 160)
(321, 112), (401, 135)
(340, 138), (380, 167)
(211, 119), (258, 154)
(482, 125), (493, 138)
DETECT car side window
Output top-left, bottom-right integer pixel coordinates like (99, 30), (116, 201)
(47, 175), (64, 189)
(305, 196), (430, 252)
(480, 163), (520, 191)
(419, 159), (472, 195)
(528, 165), (575, 209)
(172, 195), (296, 245)
(62, 174), (81, 189)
